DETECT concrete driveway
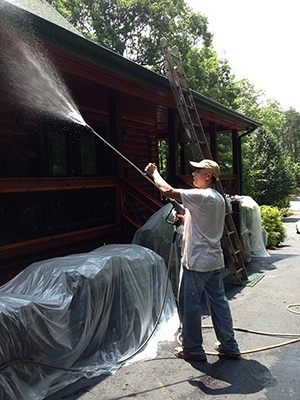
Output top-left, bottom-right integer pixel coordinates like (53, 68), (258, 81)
(48, 210), (300, 400)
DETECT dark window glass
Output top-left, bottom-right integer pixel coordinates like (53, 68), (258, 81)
(80, 135), (97, 176)
(48, 132), (68, 176)
(0, 188), (116, 245)
(0, 113), (110, 178)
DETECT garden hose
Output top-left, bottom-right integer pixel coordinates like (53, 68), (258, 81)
(176, 304), (300, 356)
(117, 225), (179, 364)
(287, 304), (300, 315)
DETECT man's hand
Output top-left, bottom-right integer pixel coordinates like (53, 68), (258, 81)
(144, 163), (182, 204)
(174, 213), (185, 226)
(144, 163), (157, 178)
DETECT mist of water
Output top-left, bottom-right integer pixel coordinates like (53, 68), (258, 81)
(1, 30), (86, 126)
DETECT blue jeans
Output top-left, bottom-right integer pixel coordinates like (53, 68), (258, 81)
(178, 267), (239, 356)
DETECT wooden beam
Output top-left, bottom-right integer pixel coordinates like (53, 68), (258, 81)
(167, 108), (179, 184)
(0, 177), (118, 193)
(232, 129), (239, 174)
(108, 89), (122, 177)
(209, 122), (217, 160)
(0, 224), (120, 260)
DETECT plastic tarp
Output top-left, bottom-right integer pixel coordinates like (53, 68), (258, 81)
(237, 196), (270, 261)
(0, 244), (179, 400)
(132, 204), (183, 295)
(133, 199), (269, 276)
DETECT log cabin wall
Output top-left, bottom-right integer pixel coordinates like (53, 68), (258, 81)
(120, 93), (158, 189)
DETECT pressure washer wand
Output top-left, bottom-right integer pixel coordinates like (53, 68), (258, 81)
(85, 123), (156, 187)
(85, 123), (185, 218)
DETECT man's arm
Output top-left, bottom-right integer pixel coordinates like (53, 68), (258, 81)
(144, 163), (182, 203)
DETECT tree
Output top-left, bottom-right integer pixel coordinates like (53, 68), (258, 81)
(234, 78), (266, 119)
(47, 0), (243, 110)
(185, 46), (240, 107)
(47, 0), (212, 68)
(244, 129), (295, 207)
(282, 108), (300, 164)
(241, 99), (296, 208)
(231, 81), (295, 206)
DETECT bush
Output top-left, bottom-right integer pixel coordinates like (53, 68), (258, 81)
(260, 205), (287, 248)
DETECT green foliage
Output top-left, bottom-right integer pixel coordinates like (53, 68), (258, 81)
(216, 134), (233, 174)
(260, 205), (287, 248)
(47, 0), (240, 106)
(293, 162), (300, 186)
(234, 79), (265, 118)
(282, 108), (300, 166)
(243, 129), (296, 208)
(47, 0), (212, 68)
(240, 97), (296, 207)
(185, 46), (240, 107)
(158, 140), (169, 177)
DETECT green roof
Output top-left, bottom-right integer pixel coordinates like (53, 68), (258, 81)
(2, 0), (82, 36)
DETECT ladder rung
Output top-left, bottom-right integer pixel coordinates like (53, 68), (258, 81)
(233, 249), (242, 255)
(186, 139), (206, 146)
(180, 86), (190, 93)
(170, 52), (180, 60)
(192, 122), (202, 128)
(226, 249), (242, 258)
(175, 71), (185, 79)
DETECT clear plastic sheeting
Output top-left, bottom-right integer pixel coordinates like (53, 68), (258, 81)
(132, 204), (183, 295)
(133, 199), (269, 274)
(0, 244), (178, 400)
(237, 196), (270, 261)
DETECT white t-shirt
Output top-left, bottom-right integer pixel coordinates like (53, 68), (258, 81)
(179, 187), (225, 272)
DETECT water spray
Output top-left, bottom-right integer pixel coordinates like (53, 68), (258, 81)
(2, 27), (184, 216)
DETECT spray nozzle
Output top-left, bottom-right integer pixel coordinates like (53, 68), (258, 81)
(169, 199), (185, 215)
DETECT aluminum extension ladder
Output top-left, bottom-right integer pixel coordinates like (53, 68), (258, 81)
(160, 37), (247, 285)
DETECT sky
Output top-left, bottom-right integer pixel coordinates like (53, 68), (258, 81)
(186, 0), (300, 112)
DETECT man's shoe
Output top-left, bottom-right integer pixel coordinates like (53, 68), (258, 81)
(214, 341), (241, 359)
(174, 346), (207, 362)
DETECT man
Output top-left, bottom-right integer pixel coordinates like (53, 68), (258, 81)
(144, 159), (240, 362)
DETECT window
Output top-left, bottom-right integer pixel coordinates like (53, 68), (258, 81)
(0, 188), (116, 245)
(48, 132), (68, 176)
(80, 135), (97, 176)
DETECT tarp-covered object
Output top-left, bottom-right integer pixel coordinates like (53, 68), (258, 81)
(132, 204), (183, 294)
(0, 244), (178, 400)
(238, 196), (270, 261)
(133, 199), (269, 275)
